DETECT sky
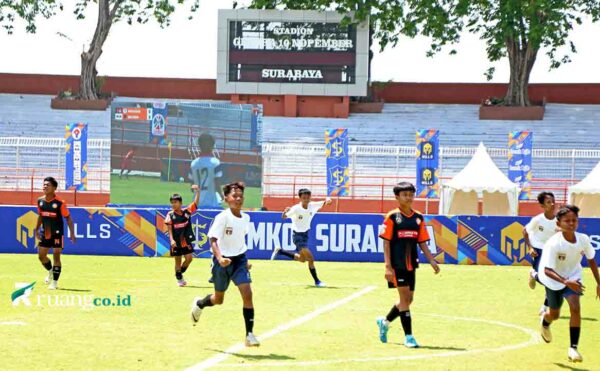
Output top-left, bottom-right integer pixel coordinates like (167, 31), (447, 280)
(2, 0), (600, 83)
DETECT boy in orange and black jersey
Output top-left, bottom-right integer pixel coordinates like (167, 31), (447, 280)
(35, 177), (76, 290)
(376, 182), (440, 348)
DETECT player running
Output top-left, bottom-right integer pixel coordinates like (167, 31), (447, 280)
(190, 133), (223, 209)
(523, 191), (558, 314)
(34, 177), (76, 290)
(190, 182), (259, 347)
(165, 185), (200, 287)
(376, 182), (440, 348)
(538, 205), (600, 363)
(271, 188), (332, 287)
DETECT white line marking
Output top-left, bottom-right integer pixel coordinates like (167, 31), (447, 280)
(185, 285), (377, 371)
(217, 313), (541, 368)
(0, 321), (27, 326)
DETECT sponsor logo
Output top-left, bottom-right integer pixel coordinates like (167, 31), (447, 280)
(174, 222), (188, 229)
(421, 142), (435, 160)
(420, 168), (434, 185)
(16, 211), (38, 249)
(397, 230), (419, 239)
(501, 222), (527, 262)
(12, 282), (35, 306)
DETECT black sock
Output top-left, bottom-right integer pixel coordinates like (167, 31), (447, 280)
(42, 260), (52, 271)
(386, 305), (400, 323)
(196, 294), (214, 309)
(243, 307), (255, 335)
(278, 250), (296, 259)
(181, 265), (188, 274)
(309, 267), (320, 283)
(542, 318), (550, 327)
(543, 298), (548, 307)
(52, 266), (61, 281)
(570, 327), (581, 349)
(175, 271), (183, 280)
(399, 311), (412, 336)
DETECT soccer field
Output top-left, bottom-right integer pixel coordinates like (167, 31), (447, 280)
(2, 254), (599, 370)
(110, 174), (263, 209)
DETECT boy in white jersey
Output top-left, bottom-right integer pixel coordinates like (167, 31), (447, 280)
(190, 133), (223, 209)
(190, 182), (259, 347)
(538, 205), (600, 363)
(523, 192), (558, 312)
(271, 188), (332, 287)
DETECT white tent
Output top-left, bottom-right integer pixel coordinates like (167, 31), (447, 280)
(440, 142), (520, 216)
(568, 161), (600, 217)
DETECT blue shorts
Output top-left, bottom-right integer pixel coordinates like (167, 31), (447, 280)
(293, 231), (310, 251)
(545, 286), (582, 309)
(532, 247), (543, 272)
(212, 253), (251, 292)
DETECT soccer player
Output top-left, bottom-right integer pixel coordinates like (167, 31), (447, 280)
(190, 133), (223, 209)
(34, 177), (76, 290)
(538, 205), (600, 363)
(271, 188), (332, 287)
(376, 182), (440, 348)
(523, 191), (558, 313)
(165, 184), (200, 287)
(190, 182), (259, 347)
(119, 147), (135, 179)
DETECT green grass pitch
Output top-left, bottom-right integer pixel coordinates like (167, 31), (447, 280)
(109, 174), (263, 209)
(1, 254), (600, 370)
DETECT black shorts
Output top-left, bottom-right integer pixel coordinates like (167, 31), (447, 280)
(387, 268), (416, 291)
(39, 237), (63, 249)
(545, 286), (582, 309)
(170, 244), (194, 257)
(212, 253), (252, 292)
(293, 231), (310, 251)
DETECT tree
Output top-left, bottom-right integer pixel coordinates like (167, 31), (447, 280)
(73, 0), (199, 100)
(1, 0), (60, 34)
(250, 0), (600, 106)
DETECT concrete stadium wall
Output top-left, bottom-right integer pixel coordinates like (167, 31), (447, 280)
(4, 205), (599, 266)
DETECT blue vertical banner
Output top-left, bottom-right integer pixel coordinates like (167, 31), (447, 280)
(508, 131), (533, 200)
(416, 129), (440, 198)
(65, 123), (88, 190)
(149, 103), (168, 145)
(325, 128), (350, 197)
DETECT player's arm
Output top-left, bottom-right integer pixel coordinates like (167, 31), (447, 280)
(210, 238), (231, 267)
(419, 242), (440, 274)
(586, 259), (600, 299)
(35, 215), (42, 239)
(313, 198), (333, 211)
(544, 267), (584, 293)
(523, 218), (537, 257)
(191, 184), (200, 206)
(282, 206), (292, 219)
(208, 215), (231, 267)
(65, 214), (76, 243)
(379, 217), (395, 282)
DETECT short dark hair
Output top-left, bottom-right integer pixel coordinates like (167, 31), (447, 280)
(298, 188), (311, 197)
(393, 182), (416, 196)
(556, 205), (580, 220)
(170, 193), (183, 202)
(537, 192), (555, 205)
(223, 182), (245, 196)
(198, 133), (215, 153)
(44, 176), (58, 188)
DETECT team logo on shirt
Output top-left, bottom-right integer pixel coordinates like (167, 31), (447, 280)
(298, 216), (303, 220)
(395, 214), (402, 224)
(52, 203), (57, 209)
(39, 201), (43, 207)
(558, 253), (566, 261)
(225, 227), (233, 236)
(416, 218), (422, 225)
(538, 226), (544, 232)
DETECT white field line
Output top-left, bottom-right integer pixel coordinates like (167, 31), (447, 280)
(217, 313), (541, 368)
(0, 321), (27, 326)
(185, 285), (377, 371)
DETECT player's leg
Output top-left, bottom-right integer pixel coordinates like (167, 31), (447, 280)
(191, 258), (229, 324)
(541, 287), (562, 343)
(181, 253), (193, 275)
(231, 255), (259, 346)
(38, 246), (53, 284)
(565, 293), (582, 362)
(49, 243), (63, 289)
(397, 278), (418, 348)
(301, 248), (324, 287)
(529, 247), (542, 289)
(174, 255), (185, 286)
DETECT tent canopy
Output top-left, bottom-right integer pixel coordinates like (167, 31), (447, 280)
(569, 161), (600, 195)
(569, 161), (600, 217)
(440, 142), (520, 216)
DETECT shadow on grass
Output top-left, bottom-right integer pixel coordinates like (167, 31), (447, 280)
(206, 349), (295, 361)
(559, 316), (597, 322)
(390, 344), (467, 351)
(304, 286), (344, 290)
(185, 285), (213, 289)
(57, 288), (92, 292)
(553, 362), (589, 371)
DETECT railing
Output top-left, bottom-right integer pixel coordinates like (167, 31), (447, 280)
(0, 167), (111, 193)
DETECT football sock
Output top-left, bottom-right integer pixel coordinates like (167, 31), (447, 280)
(309, 267), (320, 283)
(399, 311), (412, 336)
(42, 260), (52, 271)
(181, 265), (188, 274)
(243, 307), (255, 335)
(542, 318), (551, 327)
(386, 305), (400, 323)
(52, 266), (61, 281)
(197, 294), (214, 309)
(175, 271), (183, 280)
(279, 250), (296, 259)
(570, 327), (580, 349)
